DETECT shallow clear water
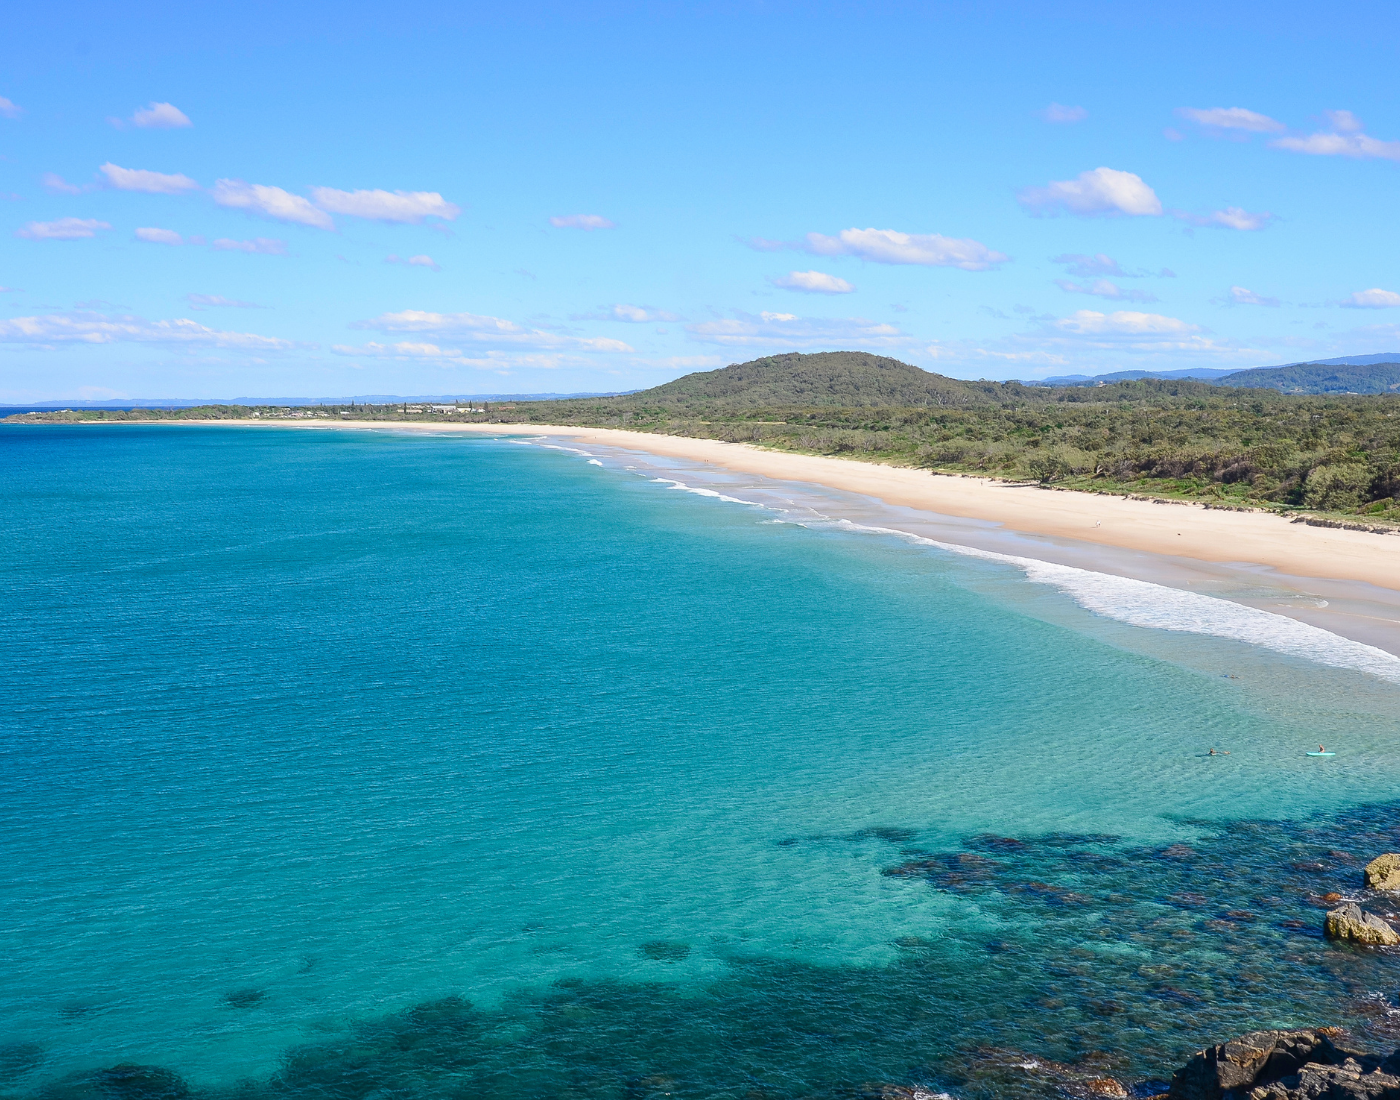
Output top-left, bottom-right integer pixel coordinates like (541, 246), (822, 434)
(4, 425), (1400, 1100)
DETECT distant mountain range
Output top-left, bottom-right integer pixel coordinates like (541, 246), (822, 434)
(1035, 354), (1400, 395)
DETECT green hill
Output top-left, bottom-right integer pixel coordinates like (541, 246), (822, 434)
(1218, 361), (1400, 395)
(629, 351), (1019, 408)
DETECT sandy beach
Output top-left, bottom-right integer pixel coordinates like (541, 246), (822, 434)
(198, 419), (1399, 593)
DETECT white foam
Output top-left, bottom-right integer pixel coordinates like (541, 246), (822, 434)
(833, 520), (1400, 685)
(587, 459), (603, 466)
(649, 477), (763, 507)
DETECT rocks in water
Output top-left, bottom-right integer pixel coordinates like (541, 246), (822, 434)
(1168, 1029), (1359, 1100)
(1325, 903), (1400, 946)
(1165, 1028), (1400, 1100)
(1365, 854), (1400, 892)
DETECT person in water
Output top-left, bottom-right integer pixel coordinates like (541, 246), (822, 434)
(1208, 748), (1230, 756)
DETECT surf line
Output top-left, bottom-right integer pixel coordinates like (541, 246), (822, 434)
(834, 519), (1400, 686)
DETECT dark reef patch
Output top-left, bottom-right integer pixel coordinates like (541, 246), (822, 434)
(17, 802), (1400, 1100)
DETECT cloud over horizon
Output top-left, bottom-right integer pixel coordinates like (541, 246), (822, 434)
(352, 309), (634, 353)
(0, 311), (294, 350)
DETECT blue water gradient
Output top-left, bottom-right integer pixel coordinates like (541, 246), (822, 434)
(4, 426), (1400, 1097)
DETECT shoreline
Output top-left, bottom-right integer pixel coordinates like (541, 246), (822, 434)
(121, 418), (1400, 593)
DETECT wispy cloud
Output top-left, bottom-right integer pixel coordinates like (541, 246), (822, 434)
(1172, 206), (1275, 231)
(601, 304), (681, 323)
(212, 179), (335, 229)
(1019, 167), (1162, 217)
(186, 294), (266, 309)
(549, 214), (616, 230)
(1040, 103), (1087, 124)
(351, 309), (634, 352)
(311, 188), (459, 223)
(1227, 286), (1281, 307)
(1271, 111), (1400, 161)
(0, 311), (293, 350)
(685, 310), (904, 349)
(1054, 309), (1199, 338)
(386, 253), (440, 271)
(15, 217), (111, 240)
(799, 227), (1007, 271)
(1341, 288), (1400, 309)
(1053, 253), (1131, 278)
(1176, 107), (1284, 133)
(135, 227), (185, 245)
(112, 102), (192, 129)
(0, 97), (22, 120)
(100, 162), (200, 194)
(211, 237), (287, 255)
(1055, 279), (1158, 303)
(772, 270), (855, 294)
(42, 172), (86, 195)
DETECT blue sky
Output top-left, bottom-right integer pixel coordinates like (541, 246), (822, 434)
(2, 1), (1399, 400)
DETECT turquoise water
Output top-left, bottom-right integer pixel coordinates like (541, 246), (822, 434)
(5, 425), (1400, 1100)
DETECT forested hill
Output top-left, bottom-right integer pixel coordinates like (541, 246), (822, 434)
(630, 351), (1030, 408)
(1220, 361), (1400, 396)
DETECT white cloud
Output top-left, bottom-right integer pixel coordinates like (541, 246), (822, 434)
(131, 102), (192, 129)
(1173, 206), (1275, 231)
(211, 179), (334, 229)
(310, 188), (459, 223)
(187, 294), (264, 309)
(15, 217), (111, 240)
(1054, 310), (1200, 337)
(1176, 107), (1284, 133)
(1341, 288), (1400, 309)
(1019, 167), (1162, 217)
(386, 253), (440, 270)
(1228, 286), (1280, 307)
(352, 309), (633, 353)
(135, 227), (184, 245)
(685, 310), (904, 349)
(802, 227), (1007, 270)
(0, 311), (293, 350)
(0, 97), (22, 119)
(1052, 253), (1129, 278)
(1040, 103), (1087, 123)
(772, 270), (855, 294)
(42, 173), (85, 194)
(550, 214), (616, 230)
(1271, 111), (1400, 161)
(211, 237), (287, 255)
(1055, 279), (1158, 303)
(607, 304), (681, 323)
(100, 162), (200, 194)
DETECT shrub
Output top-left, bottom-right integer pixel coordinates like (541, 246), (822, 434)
(1303, 464), (1371, 512)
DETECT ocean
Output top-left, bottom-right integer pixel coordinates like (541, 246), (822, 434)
(5, 424), (1400, 1100)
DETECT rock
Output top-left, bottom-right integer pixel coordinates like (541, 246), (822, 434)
(1167, 1029), (1363, 1100)
(1325, 903), (1400, 946)
(1366, 854), (1400, 892)
(1245, 1058), (1400, 1099)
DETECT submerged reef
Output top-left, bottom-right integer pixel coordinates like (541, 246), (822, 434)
(17, 804), (1400, 1100)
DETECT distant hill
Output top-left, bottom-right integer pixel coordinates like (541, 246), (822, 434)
(631, 351), (1016, 408)
(1217, 361), (1400, 395)
(1036, 368), (1240, 386)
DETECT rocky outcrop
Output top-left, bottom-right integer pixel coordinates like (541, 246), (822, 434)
(1326, 903), (1400, 946)
(1365, 854), (1400, 892)
(1167, 1029), (1400, 1100)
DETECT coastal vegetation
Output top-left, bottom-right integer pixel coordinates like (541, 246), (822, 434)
(11, 351), (1400, 523)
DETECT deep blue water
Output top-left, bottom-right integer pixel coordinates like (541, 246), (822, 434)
(5, 425), (1400, 1100)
